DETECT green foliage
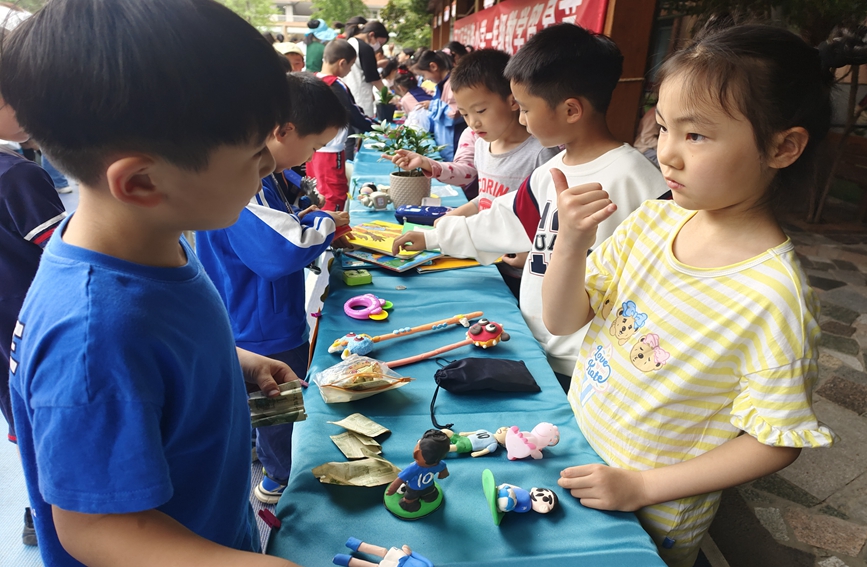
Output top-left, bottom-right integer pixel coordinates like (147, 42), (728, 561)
(381, 0), (431, 49)
(660, 0), (867, 45)
(216, 0), (277, 29)
(352, 122), (445, 171)
(379, 86), (397, 105)
(12, 0), (47, 12)
(310, 0), (369, 28)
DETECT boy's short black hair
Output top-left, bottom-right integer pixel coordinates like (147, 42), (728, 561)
(450, 49), (511, 99)
(323, 39), (357, 65)
(286, 73), (348, 136)
(418, 429), (450, 465)
(0, 0), (291, 187)
(504, 24), (623, 113)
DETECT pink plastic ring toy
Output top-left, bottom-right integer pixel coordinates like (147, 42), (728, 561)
(344, 294), (392, 321)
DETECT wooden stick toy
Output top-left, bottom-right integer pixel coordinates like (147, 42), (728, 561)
(328, 311), (484, 360)
(386, 319), (510, 369)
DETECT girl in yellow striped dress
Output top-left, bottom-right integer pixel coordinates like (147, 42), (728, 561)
(542, 25), (837, 567)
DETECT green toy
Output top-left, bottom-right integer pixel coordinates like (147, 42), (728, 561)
(343, 269), (372, 286)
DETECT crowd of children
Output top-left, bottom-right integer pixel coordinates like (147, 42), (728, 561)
(0, 1), (838, 567)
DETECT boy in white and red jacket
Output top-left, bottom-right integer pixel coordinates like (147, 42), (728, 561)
(395, 25), (668, 390)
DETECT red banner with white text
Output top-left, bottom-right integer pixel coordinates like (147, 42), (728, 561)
(453, 0), (608, 55)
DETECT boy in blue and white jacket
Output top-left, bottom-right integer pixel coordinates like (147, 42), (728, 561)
(197, 73), (349, 503)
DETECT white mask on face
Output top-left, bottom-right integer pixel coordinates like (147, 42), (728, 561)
(373, 41), (382, 52)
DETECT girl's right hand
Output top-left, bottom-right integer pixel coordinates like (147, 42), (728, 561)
(551, 168), (617, 255)
(384, 149), (430, 172)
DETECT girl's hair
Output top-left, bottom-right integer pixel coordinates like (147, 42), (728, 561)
(360, 20), (388, 40)
(657, 24), (834, 213)
(412, 49), (452, 73)
(392, 65), (418, 91)
(345, 16), (367, 38)
(445, 41), (468, 59)
(380, 57), (399, 78)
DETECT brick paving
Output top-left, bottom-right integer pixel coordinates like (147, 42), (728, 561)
(710, 203), (867, 567)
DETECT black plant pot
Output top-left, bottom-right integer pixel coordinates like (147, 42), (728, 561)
(375, 103), (396, 123)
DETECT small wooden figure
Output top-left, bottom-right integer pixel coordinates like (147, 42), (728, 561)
(384, 429), (450, 520)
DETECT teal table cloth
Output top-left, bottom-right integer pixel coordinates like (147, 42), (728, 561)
(266, 149), (664, 567)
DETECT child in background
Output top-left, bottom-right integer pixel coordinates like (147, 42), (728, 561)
(197, 73), (349, 505)
(392, 65), (433, 113)
(411, 50), (462, 161)
(395, 25), (667, 383)
(0, 97), (65, 547)
(390, 49), (558, 298)
(545, 26), (835, 567)
(310, 39), (374, 211)
(4, 1), (302, 565)
(392, 65), (433, 132)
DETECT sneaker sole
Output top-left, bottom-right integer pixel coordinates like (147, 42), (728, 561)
(254, 484), (282, 505)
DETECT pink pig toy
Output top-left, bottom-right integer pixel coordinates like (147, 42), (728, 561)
(504, 423), (560, 460)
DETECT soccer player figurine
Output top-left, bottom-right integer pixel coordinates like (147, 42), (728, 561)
(482, 469), (559, 525)
(333, 537), (434, 567)
(440, 427), (507, 457)
(384, 429), (450, 519)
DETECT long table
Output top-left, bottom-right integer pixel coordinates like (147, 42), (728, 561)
(267, 149), (664, 567)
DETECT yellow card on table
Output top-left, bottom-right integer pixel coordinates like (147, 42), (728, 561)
(347, 221), (421, 258)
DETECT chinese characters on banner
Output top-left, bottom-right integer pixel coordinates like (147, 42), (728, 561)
(453, 0), (608, 55)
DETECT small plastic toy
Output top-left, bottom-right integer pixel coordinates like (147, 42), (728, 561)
(504, 423), (560, 460)
(386, 318), (510, 368)
(328, 312), (483, 359)
(343, 269), (373, 286)
(481, 469), (559, 525)
(358, 183), (393, 211)
(334, 537), (434, 567)
(394, 205), (452, 226)
(441, 427), (507, 457)
(384, 429), (450, 520)
(345, 294), (393, 321)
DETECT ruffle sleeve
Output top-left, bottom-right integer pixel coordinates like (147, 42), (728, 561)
(731, 359), (836, 448)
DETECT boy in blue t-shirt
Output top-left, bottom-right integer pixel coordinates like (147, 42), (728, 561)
(197, 73), (349, 504)
(3, 1), (302, 565)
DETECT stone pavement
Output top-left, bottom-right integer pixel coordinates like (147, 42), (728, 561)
(708, 204), (867, 567)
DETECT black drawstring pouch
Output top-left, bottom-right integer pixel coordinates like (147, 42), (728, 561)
(431, 358), (541, 429)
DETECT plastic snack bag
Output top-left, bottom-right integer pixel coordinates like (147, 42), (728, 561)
(312, 355), (414, 403)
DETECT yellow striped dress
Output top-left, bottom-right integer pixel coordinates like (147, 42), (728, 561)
(567, 200), (836, 567)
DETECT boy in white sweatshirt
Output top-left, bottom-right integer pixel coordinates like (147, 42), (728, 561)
(394, 24), (668, 389)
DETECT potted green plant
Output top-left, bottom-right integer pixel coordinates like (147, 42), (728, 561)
(375, 86), (397, 123)
(353, 122), (446, 208)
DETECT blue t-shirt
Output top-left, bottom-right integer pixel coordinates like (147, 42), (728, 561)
(9, 216), (256, 566)
(398, 461), (447, 491)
